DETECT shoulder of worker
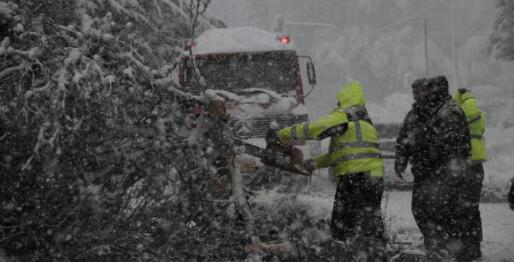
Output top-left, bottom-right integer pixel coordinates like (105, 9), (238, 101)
(436, 99), (466, 122)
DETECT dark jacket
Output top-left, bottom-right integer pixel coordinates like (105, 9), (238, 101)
(396, 98), (470, 178)
(509, 178), (514, 210)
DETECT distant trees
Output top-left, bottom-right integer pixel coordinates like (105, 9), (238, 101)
(491, 0), (514, 61)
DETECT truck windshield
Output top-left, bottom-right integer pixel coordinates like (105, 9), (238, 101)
(183, 50), (298, 94)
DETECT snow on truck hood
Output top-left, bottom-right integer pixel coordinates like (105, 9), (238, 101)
(205, 88), (307, 119)
(192, 27), (295, 55)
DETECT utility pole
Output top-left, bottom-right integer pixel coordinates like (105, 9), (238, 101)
(424, 17), (429, 77)
(450, 0), (459, 89)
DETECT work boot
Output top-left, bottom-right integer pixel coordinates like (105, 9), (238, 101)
(456, 239), (481, 262)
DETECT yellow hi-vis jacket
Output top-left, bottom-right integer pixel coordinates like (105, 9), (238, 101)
(452, 89), (488, 162)
(278, 81), (384, 177)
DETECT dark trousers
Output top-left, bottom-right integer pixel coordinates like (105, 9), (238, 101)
(451, 163), (484, 261)
(412, 174), (454, 255)
(331, 173), (386, 261)
(412, 163), (483, 262)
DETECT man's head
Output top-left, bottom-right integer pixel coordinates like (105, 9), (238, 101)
(428, 75), (450, 99)
(411, 76), (450, 106)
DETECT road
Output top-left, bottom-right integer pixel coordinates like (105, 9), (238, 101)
(385, 191), (514, 262)
(254, 190), (514, 261)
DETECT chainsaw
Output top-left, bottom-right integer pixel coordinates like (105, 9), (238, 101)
(233, 137), (312, 177)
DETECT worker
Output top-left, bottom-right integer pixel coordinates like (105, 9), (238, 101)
(270, 81), (386, 261)
(395, 76), (471, 261)
(451, 88), (488, 260)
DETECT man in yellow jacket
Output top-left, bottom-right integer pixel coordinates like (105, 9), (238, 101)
(451, 88), (487, 260)
(272, 81), (386, 261)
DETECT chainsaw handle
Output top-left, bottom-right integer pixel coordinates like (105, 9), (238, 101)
(265, 128), (279, 145)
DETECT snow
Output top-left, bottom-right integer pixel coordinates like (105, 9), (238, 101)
(291, 103), (308, 115)
(192, 27), (294, 55)
(0, 1), (17, 19)
(367, 92), (413, 123)
(122, 66), (134, 79)
(386, 191), (514, 262)
(0, 37), (10, 56)
(252, 190), (514, 261)
(205, 89), (241, 102)
(204, 88), (306, 119)
(232, 96), (298, 119)
(64, 49), (82, 67)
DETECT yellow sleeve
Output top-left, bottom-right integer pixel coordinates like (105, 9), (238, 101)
(461, 98), (480, 119)
(314, 153), (331, 168)
(278, 110), (349, 141)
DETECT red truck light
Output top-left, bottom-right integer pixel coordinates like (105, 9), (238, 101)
(279, 35), (290, 45)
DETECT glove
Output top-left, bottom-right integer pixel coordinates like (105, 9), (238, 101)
(265, 128), (280, 145)
(394, 158), (407, 180)
(304, 159), (316, 173)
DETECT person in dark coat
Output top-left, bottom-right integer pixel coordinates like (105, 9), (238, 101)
(509, 177), (514, 210)
(395, 76), (471, 261)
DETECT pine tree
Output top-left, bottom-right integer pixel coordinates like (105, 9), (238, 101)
(491, 0), (514, 60)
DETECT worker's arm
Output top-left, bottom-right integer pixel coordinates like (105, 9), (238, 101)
(313, 153), (332, 169)
(455, 89), (485, 132)
(278, 110), (349, 170)
(394, 110), (416, 176)
(277, 110), (349, 141)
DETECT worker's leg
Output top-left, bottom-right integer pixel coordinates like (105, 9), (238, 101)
(453, 163), (484, 261)
(331, 173), (386, 261)
(331, 174), (356, 241)
(353, 173), (387, 262)
(413, 175), (452, 259)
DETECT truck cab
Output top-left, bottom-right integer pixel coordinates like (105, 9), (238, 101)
(177, 27), (316, 139)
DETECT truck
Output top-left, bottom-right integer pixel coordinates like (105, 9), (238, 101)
(176, 27), (317, 139)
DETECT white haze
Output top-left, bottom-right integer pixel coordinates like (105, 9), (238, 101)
(206, 0), (514, 200)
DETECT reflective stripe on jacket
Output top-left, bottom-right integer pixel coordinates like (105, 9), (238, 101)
(452, 90), (487, 162)
(278, 81), (384, 177)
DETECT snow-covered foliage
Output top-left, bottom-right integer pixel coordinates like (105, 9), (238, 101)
(0, 0), (251, 261)
(458, 35), (514, 89)
(491, 0), (514, 61)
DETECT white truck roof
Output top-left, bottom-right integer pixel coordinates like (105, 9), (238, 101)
(192, 27), (295, 55)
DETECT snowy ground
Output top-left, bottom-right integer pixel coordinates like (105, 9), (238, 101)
(253, 189), (514, 262)
(386, 191), (514, 262)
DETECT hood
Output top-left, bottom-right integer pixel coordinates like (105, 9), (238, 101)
(337, 81), (366, 109)
(452, 88), (474, 106)
(427, 76), (450, 105)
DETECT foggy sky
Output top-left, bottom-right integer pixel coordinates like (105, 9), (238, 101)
(207, 0), (496, 48)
